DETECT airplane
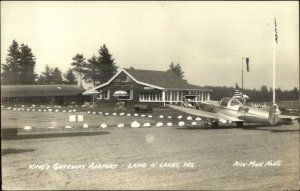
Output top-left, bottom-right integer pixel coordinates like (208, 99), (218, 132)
(168, 20), (300, 127)
(168, 93), (300, 127)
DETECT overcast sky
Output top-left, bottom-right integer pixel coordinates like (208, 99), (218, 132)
(1, 1), (299, 90)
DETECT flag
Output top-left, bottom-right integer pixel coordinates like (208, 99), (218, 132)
(233, 83), (243, 99)
(233, 83), (249, 102)
(274, 18), (278, 43)
(245, 57), (249, 72)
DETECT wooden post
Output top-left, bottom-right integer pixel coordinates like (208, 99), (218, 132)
(162, 90), (166, 107)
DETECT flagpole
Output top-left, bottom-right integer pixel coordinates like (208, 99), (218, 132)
(241, 58), (244, 89)
(273, 17), (276, 104)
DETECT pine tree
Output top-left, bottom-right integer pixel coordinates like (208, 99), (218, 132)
(38, 65), (63, 84)
(167, 62), (185, 80)
(63, 68), (77, 84)
(1, 40), (37, 85)
(52, 67), (63, 84)
(98, 44), (118, 83)
(19, 44), (37, 84)
(1, 40), (19, 84)
(38, 65), (53, 84)
(84, 55), (101, 86)
(71, 54), (87, 84)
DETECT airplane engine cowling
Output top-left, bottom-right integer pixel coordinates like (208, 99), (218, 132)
(268, 104), (280, 125)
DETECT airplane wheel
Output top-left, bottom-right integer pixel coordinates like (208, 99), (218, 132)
(236, 122), (243, 127)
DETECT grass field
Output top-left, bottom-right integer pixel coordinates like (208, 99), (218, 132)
(2, 123), (299, 190)
(1, 105), (205, 130)
(1, 104), (300, 190)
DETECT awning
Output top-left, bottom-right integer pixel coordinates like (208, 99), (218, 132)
(113, 90), (128, 96)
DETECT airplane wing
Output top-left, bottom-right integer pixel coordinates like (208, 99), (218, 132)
(277, 114), (300, 124)
(167, 104), (244, 122)
(279, 115), (300, 120)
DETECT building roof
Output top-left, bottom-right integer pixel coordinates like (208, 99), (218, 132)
(1, 85), (85, 97)
(123, 68), (210, 90)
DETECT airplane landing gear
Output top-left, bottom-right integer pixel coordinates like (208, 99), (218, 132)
(236, 122), (243, 127)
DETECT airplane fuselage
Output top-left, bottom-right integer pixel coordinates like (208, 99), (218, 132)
(210, 104), (271, 124)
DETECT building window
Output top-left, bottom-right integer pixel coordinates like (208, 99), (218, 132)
(139, 92), (163, 102)
(117, 90), (133, 100)
(97, 93), (103, 100)
(104, 90), (110, 99)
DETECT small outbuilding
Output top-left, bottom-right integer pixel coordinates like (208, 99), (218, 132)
(1, 85), (86, 105)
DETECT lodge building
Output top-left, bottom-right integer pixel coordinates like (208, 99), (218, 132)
(88, 68), (211, 108)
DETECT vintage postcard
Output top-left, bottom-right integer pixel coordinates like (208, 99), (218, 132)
(1, 1), (299, 190)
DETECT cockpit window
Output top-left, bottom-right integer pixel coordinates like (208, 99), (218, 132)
(220, 98), (231, 107)
(230, 99), (240, 106)
(230, 98), (245, 107)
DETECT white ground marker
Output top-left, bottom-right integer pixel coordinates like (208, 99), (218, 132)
(156, 122), (163, 127)
(24, 126), (32, 130)
(143, 122), (151, 127)
(187, 116), (193, 120)
(195, 117), (202, 121)
(131, 121), (140, 128)
(178, 121), (185, 127)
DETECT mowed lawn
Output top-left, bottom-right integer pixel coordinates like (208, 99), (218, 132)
(1, 107), (202, 129)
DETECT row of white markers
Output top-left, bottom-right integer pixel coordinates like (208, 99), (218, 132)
(2, 105), (202, 130)
(4, 105), (202, 121)
(23, 120), (199, 131)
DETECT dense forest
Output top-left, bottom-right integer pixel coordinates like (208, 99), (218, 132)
(205, 85), (299, 102)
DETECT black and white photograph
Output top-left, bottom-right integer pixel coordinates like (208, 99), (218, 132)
(1, 1), (299, 190)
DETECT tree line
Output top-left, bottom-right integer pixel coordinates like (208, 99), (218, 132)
(1, 40), (298, 101)
(206, 85), (299, 102)
(1, 40), (182, 87)
(1, 40), (117, 86)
